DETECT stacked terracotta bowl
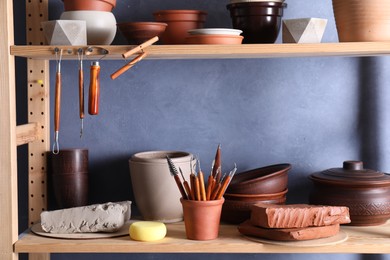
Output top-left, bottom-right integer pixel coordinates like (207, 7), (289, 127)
(226, 0), (287, 43)
(185, 28), (244, 44)
(221, 163), (291, 224)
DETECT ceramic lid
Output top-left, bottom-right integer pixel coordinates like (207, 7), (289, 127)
(309, 160), (390, 186)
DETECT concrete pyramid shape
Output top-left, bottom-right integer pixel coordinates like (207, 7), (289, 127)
(42, 20), (87, 45)
(282, 18), (327, 43)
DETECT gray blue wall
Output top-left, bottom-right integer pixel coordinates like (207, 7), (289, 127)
(15, 0), (390, 259)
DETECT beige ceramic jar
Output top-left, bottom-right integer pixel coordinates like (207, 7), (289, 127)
(129, 151), (195, 223)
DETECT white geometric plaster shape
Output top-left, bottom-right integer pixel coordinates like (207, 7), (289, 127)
(282, 18), (328, 43)
(41, 20), (87, 45)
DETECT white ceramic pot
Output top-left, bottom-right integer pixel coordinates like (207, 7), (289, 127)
(129, 151), (195, 223)
(60, 10), (116, 45)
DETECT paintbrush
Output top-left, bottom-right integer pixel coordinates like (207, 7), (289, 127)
(166, 156), (188, 200)
(197, 159), (207, 201)
(180, 167), (194, 200)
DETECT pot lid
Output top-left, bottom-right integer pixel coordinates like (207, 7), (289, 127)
(310, 160), (390, 186)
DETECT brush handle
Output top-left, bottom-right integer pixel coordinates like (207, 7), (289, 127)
(198, 171), (207, 201)
(174, 175), (188, 200)
(88, 62), (100, 115)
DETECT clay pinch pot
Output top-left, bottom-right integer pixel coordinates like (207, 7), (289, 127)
(62, 0), (116, 12)
(226, 163), (291, 194)
(117, 22), (167, 45)
(153, 10), (207, 44)
(309, 160), (390, 226)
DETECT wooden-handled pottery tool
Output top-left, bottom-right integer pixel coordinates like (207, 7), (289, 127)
(88, 61), (100, 115)
(78, 48), (85, 137)
(53, 48), (63, 154)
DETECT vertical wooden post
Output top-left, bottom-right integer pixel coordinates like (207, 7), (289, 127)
(0, 0), (18, 259)
(26, 0), (50, 260)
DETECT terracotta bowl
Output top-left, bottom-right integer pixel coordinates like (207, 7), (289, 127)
(117, 22), (167, 45)
(185, 35), (243, 44)
(227, 163), (291, 194)
(62, 0), (116, 12)
(153, 10), (207, 44)
(226, 1), (287, 43)
(221, 192), (287, 224)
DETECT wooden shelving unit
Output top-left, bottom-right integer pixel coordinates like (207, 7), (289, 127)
(10, 42), (390, 60)
(3, 0), (390, 260)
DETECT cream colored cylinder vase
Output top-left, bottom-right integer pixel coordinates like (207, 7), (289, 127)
(129, 151), (195, 223)
(332, 0), (390, 41)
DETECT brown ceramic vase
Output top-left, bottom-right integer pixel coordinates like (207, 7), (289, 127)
(62, 0), (116, 12)
(181, 198), (224, 240)
(309, 160), (390, 226)
(153, 10), (207, 44)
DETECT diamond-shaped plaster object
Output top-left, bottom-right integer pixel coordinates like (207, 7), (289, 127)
(282, 18), (327, 43)
(42, 20), (87, 45)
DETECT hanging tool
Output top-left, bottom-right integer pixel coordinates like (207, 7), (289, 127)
(78, 48), (85, 137)
(88, 61), (100, 115)
(52, 48), (63, 154)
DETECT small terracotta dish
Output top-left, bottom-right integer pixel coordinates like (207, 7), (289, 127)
(188, 28), (243, 36)
(117, 22), (167, 45)
(62, 0), (116, 12)
(185, 35), (243, 44)
(227, 163), (291, 194)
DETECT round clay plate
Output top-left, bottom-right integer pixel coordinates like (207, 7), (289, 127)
(31, 221), (131, 239)
(243, 231), (348, 247)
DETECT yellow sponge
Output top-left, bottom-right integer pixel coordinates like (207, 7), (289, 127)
(129, 221), (167, 242)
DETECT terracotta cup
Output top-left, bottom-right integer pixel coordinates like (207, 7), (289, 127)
(181, 198), (225, 240)
(48, 149), (89, 208)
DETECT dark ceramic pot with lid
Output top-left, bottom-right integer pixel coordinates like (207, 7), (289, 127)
(309, 160), (390, 226)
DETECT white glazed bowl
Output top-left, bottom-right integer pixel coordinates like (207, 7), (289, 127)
(60, 10), (117, 45)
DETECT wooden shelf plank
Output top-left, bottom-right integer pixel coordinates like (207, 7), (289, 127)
(10, 42), (390, 60)
(14, 221), (390, 254)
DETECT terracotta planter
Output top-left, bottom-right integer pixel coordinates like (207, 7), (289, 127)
(129, 151), (195, 223)
(309, 161), (390, 226)
(153, 10), (207, 44)
(62, 0), (116, 12)
(117, 22), (167, 45)
(332, 0), (390, 41)
(181, 198), (224, 240)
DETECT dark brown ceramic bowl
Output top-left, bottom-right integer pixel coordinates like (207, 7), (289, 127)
(227, 163), (291, 194)
(62, 0), (116, 12)
(117, 22), (167, 45)
(221, 195), (286, 224)
(153, 10), (207, 44)
(226, 2), (287, 43)
(309, 161), (390, 226)
(224, 189), (288, 201)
